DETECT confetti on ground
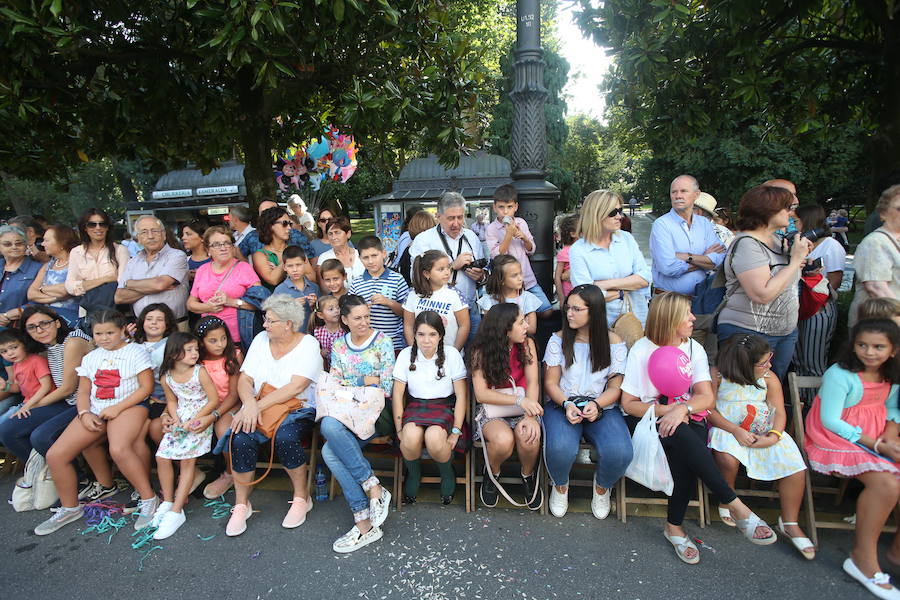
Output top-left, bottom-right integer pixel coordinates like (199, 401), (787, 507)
(203, 496), (232, 519)
(251, 551), (261, 559)
(197, 534), (216, 541)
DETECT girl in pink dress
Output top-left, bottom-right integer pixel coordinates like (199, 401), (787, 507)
(805, 319), (900, 598)
(554, 215), (578, 304)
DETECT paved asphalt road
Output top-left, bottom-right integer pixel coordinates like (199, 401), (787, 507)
(0, 477), (876, 600)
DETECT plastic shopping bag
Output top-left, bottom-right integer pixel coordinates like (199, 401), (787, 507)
(624, 405), (674, 496)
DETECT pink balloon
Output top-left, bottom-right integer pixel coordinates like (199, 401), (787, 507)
(647, 346), (692, 398)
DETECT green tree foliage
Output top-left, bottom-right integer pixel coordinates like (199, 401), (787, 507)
(0, 1), (494, 209)
(574, 0), (896, 207)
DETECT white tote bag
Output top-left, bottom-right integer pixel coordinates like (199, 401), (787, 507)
(12, 450), (58, 512)
(624, 405), (674, 496)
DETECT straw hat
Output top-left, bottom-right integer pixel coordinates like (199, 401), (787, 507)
(694, 192), (717, 217)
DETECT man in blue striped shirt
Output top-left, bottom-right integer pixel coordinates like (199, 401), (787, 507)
(349, 235), (410, 351)
(649, 174), (726, 296)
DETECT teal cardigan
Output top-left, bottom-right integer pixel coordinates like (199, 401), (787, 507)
(817, 364), (900, 442)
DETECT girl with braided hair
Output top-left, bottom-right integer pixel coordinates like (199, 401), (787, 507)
(392, 311), (468, 505)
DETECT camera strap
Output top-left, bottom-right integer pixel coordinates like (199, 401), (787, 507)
(436, 225), (474, 285)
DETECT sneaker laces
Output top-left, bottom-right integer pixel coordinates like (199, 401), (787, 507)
(137, 497), (157, 516)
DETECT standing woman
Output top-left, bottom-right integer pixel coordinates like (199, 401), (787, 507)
(793, 204), (846, 394)
(317, 216), (365, 286)
(621, 292), (777, 565)
(252, 206), (292, 291)
(65, 209), (130, 317)
(849, 184), (900, 327)
(27, 226), (80, 328)
(568, 190), (652, 326)
(543, 284), (632, 519)
(321, 294), (394, 553)
(717, 185), (811, 382)
(309, 207), (338, 258)
(187, 226), (260, 347)
(470, 303), (543, 510)
(181, 220), (211, 277)
(0, 225), (43, 329)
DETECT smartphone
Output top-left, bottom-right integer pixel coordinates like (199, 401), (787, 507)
(802, 257), (823, 273)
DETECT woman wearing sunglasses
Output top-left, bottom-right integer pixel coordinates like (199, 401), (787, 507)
(252, 206), (294, 291)
(568, 190), (652, 326)
(65, 208), (130, 318)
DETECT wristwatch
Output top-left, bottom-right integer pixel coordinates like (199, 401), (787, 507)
(236, 299), (244, 308)
(212, 409), (221, 422)
(451, 427), (463, 436)
(686, 254), (694, 264)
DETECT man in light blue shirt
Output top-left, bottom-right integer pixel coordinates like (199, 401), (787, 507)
(649, 175), (726, 296)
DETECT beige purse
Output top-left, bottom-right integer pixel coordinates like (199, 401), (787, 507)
(612, 292), (644, 349)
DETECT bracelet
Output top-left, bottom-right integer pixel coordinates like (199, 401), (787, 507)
(212, 409), (221, 422)
(1, 381), (9, 393)
(77, 410), (91, 419)
(563, 400), (575, 410)
(767, 429), (783, 440)
(515, 395), (523, 407)
(875, 438), (884, 454)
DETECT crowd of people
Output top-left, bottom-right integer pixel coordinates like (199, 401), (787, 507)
(0, 179), (899, 598)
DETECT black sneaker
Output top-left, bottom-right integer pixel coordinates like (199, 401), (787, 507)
(78, 481), (118, 503)
(480, 467), (499, 507)
(402, 495), (417, 505)
(521, 472), (543, 511)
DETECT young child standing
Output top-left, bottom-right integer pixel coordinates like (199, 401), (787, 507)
(349, 235), (409, 351)
(707, 334), (813, 559)
(0, 329), (55, 419)
(403, 250), (469, 351)
(35, 309), (156, 535)
(392, 311), (467, 505)
(132, 303), (176, 447)
(152, 332), (219, 539)
(273, 245), (320, 333)
(319, 258), (347, 301)
(312, 295), (343, 370)
(194, 316), (244, 499)
(485, 183), (552, 315)
(804, 319), (900, 597)
(554, 214), (578, 304)
(478, 254), (542, 335)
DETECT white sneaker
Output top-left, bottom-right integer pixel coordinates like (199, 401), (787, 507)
(549, 486), (568, 518)
(134, 496), (160, 530)
(369, 488), (392, 528)
(153, 510), (186, 540)
(332, 525), (383, 553)
(149, 501), (174, 528)
(591, 485), (611, 520)
(34, 506), (84, 536)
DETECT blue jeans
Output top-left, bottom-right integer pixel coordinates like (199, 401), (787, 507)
(542, 403), (633, 488)
(526, 284), (553, 313)
(0, 402), (73, 461)
(717, 323), (799, 382)
(31, 405), (77, 456)
(320, 416), (376, 514)
(466, 302), (482, 349)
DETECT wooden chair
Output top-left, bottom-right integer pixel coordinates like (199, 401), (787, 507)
(328, 435), (401, 503)
(788, 373), (895, 547)
(470, 435), (547, 513)
(542, 442), (626, 522)
(395, 445), (473, 512)
(620, 477), (707, 527)
(0, 446), (18, 476)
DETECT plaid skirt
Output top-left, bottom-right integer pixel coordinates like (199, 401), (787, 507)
(402, 394), (470, 452)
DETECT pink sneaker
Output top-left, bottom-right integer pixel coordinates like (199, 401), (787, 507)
(203, 472), (234, 499)
(282, 496), (313, 529)
(226, 502), (252, 537)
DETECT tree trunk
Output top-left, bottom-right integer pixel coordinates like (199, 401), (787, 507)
(869, 6), (900, 207)
(111, 159), (140, 205)
(236, 67), (276, 213)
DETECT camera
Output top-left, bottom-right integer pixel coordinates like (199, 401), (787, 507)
(468, 258), (488, 269)
(787, 227), (827, 249)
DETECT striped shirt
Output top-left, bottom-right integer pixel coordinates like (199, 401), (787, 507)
(47, 328), (92, 405)
(349, 268), (409, 350)
(75, 342), (153, 414)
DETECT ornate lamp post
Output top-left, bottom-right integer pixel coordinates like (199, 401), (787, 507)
(510, 0), (560, 296)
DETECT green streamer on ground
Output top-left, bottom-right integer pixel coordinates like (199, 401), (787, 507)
(80, 515), (128, 544)
(137, 545), (163, 572)
(203, 495), (231, 519)
(197, 534), (216, 541)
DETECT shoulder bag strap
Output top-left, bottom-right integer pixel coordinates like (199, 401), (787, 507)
(213, 260), (239, 295)
(875, 229), (900, 254)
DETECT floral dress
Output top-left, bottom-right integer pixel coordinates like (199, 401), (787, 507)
(156, 365), (212, 459)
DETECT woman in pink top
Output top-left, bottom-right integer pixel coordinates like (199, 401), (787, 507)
(65, 209), (129, 315)
(187, 226), (260, 343)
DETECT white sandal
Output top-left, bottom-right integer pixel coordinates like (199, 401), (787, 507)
(734, 511), (777, 545)
(663, 530), (700, 565)
(843, 557), (900, 599)
(718, 506), (736, 527)
(777, 517), (815, 560)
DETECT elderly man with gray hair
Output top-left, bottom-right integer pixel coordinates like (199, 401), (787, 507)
(408, 191), (486, 339)
(114, 215), (189, 324)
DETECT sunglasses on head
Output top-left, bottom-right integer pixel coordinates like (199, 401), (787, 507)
(607, 207), (624, 218)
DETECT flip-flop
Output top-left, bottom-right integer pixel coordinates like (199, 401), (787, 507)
(777, 517), (815, 560)
(718, 506), (736, 527)
(843, 556), (900, 599)
(663, 530), (700, 565)
(734, 511), (777, 545)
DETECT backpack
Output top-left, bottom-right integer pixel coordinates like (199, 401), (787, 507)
(11, 450), (59, 512)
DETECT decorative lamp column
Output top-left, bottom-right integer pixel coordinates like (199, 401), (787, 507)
(510, 0), (560, 298)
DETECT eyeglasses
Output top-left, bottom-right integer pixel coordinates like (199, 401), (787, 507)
(85, 221), (109, 229)
(318, 217), (331, 223)
(25, 319), (55, 332)
(276, 220), (293, 228)
(755, 352), (774, 368)
(607, 207), (624, 218)
(263, 317), (284, 326)
(0, 241), (25, 248)
(137, 228), (164, 237)
(565, 305), (588, 314)
(208, 241), (233, 250)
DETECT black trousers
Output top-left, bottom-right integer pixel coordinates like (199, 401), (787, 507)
(626, 415), (737, 526)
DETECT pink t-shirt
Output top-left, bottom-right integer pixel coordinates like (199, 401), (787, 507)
(556, 245), (573, 300)
(191, 260), (260, 341)
(202, 357), (231, 404)
(14, 354), (54, 402)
